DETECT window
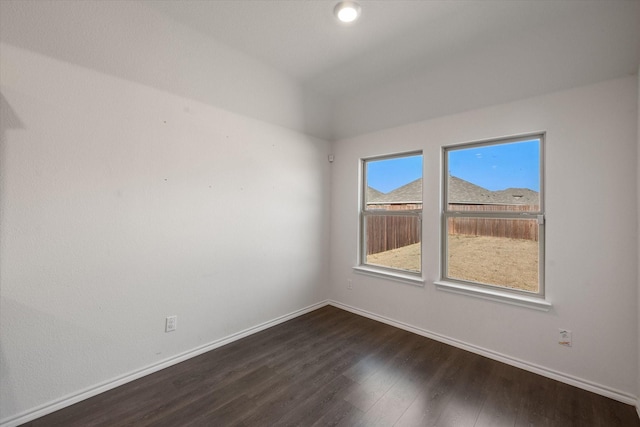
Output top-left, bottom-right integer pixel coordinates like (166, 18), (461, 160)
(442, 134), (544, 296)
(359, 152), (423, 277)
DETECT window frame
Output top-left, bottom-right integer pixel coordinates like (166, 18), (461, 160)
(441, 133), (545, 298)
(357, 150), (424, 281)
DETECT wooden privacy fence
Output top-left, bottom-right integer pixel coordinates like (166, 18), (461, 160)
(447, 204), (539, 242)
(448, 204), (538, 213)
(366, 204), (540, 255)
(447, 217), (539, 241)
(366, 215), (420, 255)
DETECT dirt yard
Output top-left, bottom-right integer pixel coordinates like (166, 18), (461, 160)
(367, 234), (538, 292)
(366, 243), (421, 273)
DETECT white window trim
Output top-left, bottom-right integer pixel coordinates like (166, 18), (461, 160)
(353, 265), (425, 287)
(434, 280), (552, 311)
(357, 151), (424, 280)
(441, 133), (547, 304)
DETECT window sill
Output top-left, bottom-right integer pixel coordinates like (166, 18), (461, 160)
(434, 280), (552, 312)
(353, 266), (425, 287)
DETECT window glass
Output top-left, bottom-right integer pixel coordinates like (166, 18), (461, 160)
(447, 217), (539, 292)
(365, 214), (421, 273)
(362, 153), (423, 275)
(443, 136), (543, 295)
(447, 140), (540, 208)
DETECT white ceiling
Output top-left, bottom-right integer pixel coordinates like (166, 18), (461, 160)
(2, 0), (639, 139)
(148, 0), (640, 103)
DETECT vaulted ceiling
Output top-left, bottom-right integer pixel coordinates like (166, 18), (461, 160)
(3, 1), (640, 140)
(149, 0), (640, 138)
(149, 1), (639, 97)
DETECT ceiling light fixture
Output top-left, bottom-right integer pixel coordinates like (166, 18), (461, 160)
(334, 1), (361, 23)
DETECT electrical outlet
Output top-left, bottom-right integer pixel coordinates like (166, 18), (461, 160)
(559, 329), (572, 347)
(347, 279), (353, 290)
(166, 315), (177, 332)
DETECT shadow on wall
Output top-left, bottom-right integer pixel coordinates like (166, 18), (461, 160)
(0, 335), (15, 423)
(0, 297), (56, 423)
(0, 294), (121, 423)
(0, 1), (330, 140)
(0, 92), (24, 293)
(0, 93), (25, 143)
(0, 91), (24, 286)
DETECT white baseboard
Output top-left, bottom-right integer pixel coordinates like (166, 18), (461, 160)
(4, 299), (637, 426)
(328, 300), (638, 407)
(0, 300), (330, 427)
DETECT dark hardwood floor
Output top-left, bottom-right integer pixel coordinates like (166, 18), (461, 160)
(23, 305), (639, 426)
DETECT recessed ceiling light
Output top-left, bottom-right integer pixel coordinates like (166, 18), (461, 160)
(334, 1), (361, 23)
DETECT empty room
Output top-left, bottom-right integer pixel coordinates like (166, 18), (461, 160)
(1, 0), (640, 426)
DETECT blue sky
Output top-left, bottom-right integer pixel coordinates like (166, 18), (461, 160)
(448, 139), (540, 191)
(367, 139), (540, 193)
(367, 154), (423, 193)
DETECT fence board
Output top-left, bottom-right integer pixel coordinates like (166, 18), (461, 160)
(448, 217), (538, 241)
(366, 215), (420, 255)
(365, 203), (540, 255)
(447, 204), (539, 241)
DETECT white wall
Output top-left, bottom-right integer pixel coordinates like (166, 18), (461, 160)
(637, 69), (640, 413)
(0, 3), (331, 424)
(1, 0), (638, 423)
(0, 0), (331, 141)
(330, 76), (639, 400)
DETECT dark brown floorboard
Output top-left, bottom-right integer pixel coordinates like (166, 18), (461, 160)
(22, 305), (639, 427)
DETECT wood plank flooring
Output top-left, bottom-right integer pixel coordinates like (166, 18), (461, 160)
(22, 305), (640, 426)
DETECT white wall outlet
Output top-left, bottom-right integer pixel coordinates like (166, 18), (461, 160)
(347, 279), (353, 290)
(166, 315), (177, 332)
(559, 329), (572, 347)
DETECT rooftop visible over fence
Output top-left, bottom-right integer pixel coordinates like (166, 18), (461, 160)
(448, 176), (538, 205)
(368, 176), (538, 205)
(367, 178), (422, 204)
